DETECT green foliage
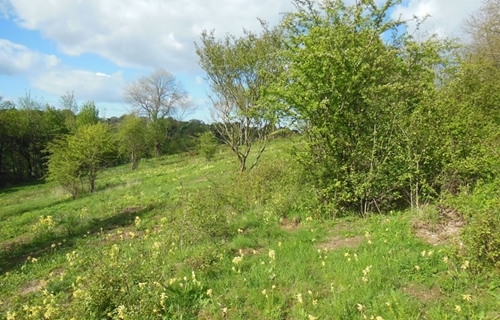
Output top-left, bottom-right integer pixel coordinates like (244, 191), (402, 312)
(447, 180), (500, 270)
(46, 123), (117, 197)
(116, 114), (148, 170)
(271, 0), (496, 216)
(75, 101), (100, 128)
(0, 95), (69, 183)
(426, 58), (500, 195)
(169, 187), (233, 246)
(196, 25), (281, 171)
(68, 242), (210, 319)
(146, 118), (167, 157)
(197, 131), (218, 161)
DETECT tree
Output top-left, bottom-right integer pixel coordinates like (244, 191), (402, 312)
(0, 94), (68, 185)
(272, 0), (449, 215)
(196, 25), (282, 171)
(59, 91), (79, 132)
(46, 123), (116, 197)
(464, 0), (500, 66)
(117, 114), (148, 170)
(76, 101), (100, 128)
(59, 91), (79, 113)
(197, 131), (218, 161)
(124, 68), (191, 156)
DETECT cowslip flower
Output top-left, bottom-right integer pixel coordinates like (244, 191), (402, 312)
(269, 249), (276, 261)
(296, 293), (303, 304)
(461, 261), (470, 270)
(232, 256), (243, 264)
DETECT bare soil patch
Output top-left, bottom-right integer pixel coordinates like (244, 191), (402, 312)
(20, 279), (46, 295)
(412, 205), (465, 246)
(402, 283), (443, 303)
(19, 268), (64, 296)
(280, 216), (301, 231)
(316, 221), (365, 251)
(317, 235), (364, 251)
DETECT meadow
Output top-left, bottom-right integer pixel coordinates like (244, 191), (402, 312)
(1, 138), (499, 319)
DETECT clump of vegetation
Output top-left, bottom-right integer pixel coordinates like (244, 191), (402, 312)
(46, 122), (116, 198)
(197, 131), (218, 161)
(446, 179), (500, 270)
(116, 114), (148, 170)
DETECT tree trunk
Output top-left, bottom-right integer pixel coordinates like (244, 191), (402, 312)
(154, 141), (161, 157)
(89, 174), (96, 193)
(130, 151), (137, 170)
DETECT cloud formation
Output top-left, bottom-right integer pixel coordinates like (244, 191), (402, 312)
(0, 39), (60, 75)
(31, 69), (125, 103)
(5, 0), (295, 72)
(3, 0), (483, 73)
(391, 0), (481, 38)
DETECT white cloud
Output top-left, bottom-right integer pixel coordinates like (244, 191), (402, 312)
(5, 0), (295, 72)
(5, 0), (482, 75)
(0, 0), (11, 18)
(96, 72), (111, 78)
(0, 39), (60, 75)
(31, 68), (125, 103)
(391, 0), (482, 38)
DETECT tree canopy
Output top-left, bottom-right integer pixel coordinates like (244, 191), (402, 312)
(196, 25), (282, 171)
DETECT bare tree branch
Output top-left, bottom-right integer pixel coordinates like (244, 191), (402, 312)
(124, 68), (189, 121)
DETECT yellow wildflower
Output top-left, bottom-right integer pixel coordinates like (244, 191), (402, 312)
(462, 294), (472, 302)
(269, 249), (276, 261)
(461, 260), (470, 270)
(296, 293), (303, 304)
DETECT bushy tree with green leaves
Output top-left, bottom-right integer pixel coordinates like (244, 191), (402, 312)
(196, 24), (282, 171)
(76, 101), (100, 128)
(117, 114), (148, 170)
(272, 0), (450, 215)
(46, 123), (116, 197)
(197, 131), (218, 161)
(0, 94), (68, 183)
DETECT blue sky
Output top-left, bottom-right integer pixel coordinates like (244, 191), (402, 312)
(0, 0), (481, 120)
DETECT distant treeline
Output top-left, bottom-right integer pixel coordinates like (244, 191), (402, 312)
(0, 98), (203, 186)
(0, 95), (286, 187)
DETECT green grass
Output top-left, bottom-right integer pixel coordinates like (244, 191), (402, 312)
(1, 138), (499, 319)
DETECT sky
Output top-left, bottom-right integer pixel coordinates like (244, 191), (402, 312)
(0, 0), (482, 120)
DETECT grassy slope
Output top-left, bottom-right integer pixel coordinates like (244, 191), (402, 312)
(0, 138), (498, 319)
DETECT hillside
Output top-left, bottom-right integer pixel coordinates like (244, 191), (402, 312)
(1, 138), (499, 319)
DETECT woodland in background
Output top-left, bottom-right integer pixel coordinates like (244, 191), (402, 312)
(0, 94), (215, 187)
